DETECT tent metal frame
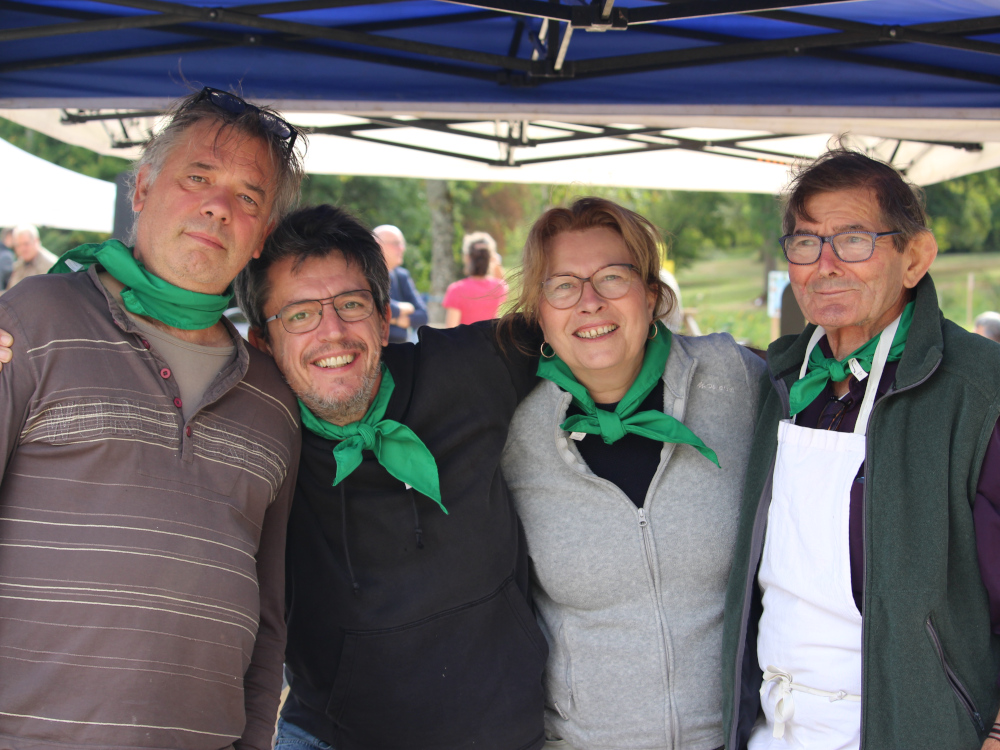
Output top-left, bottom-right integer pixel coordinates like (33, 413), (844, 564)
(54, 106), (987, 169)
(2, 0), (999, 88)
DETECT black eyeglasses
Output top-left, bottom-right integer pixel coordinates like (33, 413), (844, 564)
(194, 87), (298, 152)
(265, 290), (376, 334)
(779, 231), (901, 265)
(541, 264), (639, 309)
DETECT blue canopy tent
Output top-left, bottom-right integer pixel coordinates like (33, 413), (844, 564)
(1, 0), (999, 190)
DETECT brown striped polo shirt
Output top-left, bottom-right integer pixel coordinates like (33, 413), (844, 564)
(0, 266), (300, 750)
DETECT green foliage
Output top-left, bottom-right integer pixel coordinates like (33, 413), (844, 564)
(299, 173), (434, 286)
(924, 169), (1000, 253)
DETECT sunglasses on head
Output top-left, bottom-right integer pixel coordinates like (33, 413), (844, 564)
(193, 87), (298, 152)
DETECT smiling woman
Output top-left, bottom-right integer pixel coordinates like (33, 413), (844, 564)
(499, 197), (766, 750)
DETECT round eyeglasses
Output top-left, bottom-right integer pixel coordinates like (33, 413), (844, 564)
(541, 264), (639, 309)
(265, 290), (376, 334)
(779, 231), (901, 265)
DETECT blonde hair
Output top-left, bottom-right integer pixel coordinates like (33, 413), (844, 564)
(500, 197), (673, 349)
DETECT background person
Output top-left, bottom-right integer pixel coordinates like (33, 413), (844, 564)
(0, 228), (15, 289)
(975, 311), (1000, 342)
(500, 197), (766, 750)
(0, 87), (303, 749)
(443, 232), (508, 326)
(374, 223), (427, 342)
(722, 150), (1000, 750)
(5, 224), (57, 290)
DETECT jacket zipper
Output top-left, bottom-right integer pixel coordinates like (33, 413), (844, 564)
(635, 505), (677, 749)
(925, 617), (984, 732)
(637, 508), (656, 576)
(857, 361), (939, 749)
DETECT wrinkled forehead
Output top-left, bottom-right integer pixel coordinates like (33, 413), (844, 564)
(792, 187), (884, 231)
(173, 120), (279, 185)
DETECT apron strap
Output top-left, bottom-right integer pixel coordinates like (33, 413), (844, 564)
(853, 314), (900, 435)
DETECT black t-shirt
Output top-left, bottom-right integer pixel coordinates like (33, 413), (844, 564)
(567, 385), (664, 508)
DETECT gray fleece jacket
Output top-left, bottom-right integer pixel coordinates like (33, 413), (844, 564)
(502, 333), (765, 750)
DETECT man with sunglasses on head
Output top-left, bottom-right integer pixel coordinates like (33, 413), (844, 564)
(722, 150), (1000, 750)
(233, 204), (547, 750)
(0, 88), (303, 749)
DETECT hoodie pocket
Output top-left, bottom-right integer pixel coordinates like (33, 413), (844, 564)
(326, 577), (547, 748)
(925, 617), (985, 733)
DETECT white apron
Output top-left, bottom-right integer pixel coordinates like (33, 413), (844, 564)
(748, 316), (901, 750)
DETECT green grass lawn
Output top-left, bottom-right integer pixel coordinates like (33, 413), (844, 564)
(676, 249), (1000, 350)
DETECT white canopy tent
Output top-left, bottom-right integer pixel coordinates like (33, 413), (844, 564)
(0, 136), (116, 233)
(4, 106), (1000, 194)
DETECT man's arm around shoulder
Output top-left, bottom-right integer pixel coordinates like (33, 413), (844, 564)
(0, 300), (38, 478)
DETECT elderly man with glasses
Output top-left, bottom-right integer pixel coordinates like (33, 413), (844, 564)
(0, 88), (303, 749)
(722, 150), (1000, 750)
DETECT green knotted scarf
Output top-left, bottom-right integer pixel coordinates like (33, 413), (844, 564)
(49, 239), (234, 330)
(537, 321), (720, 467)
(298, 365), (445, 513)
(788, 301), (915, 416)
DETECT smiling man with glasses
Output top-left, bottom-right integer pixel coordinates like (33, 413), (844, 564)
(0, 87), (303, 749)
(722, 150), (1000, 750)
(234, 203), (547, 750)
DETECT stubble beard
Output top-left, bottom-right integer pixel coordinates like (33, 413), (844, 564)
(298, 348), (382, 426)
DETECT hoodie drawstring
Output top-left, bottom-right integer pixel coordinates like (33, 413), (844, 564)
(340, 482), (361, 597)
(411, 490), (425, 550)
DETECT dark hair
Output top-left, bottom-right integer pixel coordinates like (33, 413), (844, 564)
(784, 149), (929, 252)
(468, 244), (492, 277)
(131, 88), (305, 227)
(234, 204), (390, 342)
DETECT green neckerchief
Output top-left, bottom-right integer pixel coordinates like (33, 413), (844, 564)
(49, 239), (234, 330)
(788, 301), (915, 416)
(298, 365), (445, 514)
(536, 321), (720, 467)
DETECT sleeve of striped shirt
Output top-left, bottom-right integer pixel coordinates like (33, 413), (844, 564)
(236, 432), (300, 749)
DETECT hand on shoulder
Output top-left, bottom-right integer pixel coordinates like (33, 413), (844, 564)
(0, 328), (10, 371)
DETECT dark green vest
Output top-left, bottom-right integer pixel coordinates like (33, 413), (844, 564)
(722, 274), (1000, 749)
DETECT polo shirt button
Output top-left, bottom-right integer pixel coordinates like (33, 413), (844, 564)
(173, 397), (183, 409)
(141, 339), (150, 349)
(185, 426), (192, 437)
(160, 368), (171, 379)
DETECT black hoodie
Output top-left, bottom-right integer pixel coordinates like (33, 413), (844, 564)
(282, 321), (547, 750)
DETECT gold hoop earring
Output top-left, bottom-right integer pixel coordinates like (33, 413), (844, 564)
(540, 342), (555, 358)
(648, 323), (658, 340)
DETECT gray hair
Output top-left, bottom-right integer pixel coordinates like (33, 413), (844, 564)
(975, 311), (1000, 342)
(131, 88), (305, 230)
(11, 224), (39, 242)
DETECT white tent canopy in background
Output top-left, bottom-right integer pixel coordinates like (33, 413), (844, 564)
(0, 137), (116, 233)
(4, 107), (1000, 195)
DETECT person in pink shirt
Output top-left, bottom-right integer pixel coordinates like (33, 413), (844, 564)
(443, 232), (508, 326)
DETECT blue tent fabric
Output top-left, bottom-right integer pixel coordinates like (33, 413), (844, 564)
(1, 0), (999, 110)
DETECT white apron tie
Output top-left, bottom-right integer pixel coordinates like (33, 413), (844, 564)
(750, 316), (901, 750)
